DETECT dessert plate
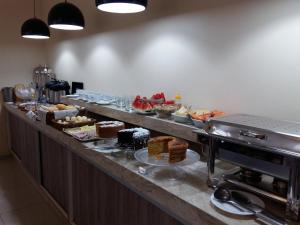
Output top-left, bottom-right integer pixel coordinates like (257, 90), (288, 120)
(96, 100), (112, 105)
(134, 148), (200, 167)
(210, 190), (265, 216)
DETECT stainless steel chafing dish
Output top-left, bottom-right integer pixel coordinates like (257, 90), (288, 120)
(202, 114), (300, 221)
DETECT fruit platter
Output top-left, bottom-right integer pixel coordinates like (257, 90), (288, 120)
(132, 95), (156, 115)
(189, 109), (225, 128)
(132, 92), (177, 115)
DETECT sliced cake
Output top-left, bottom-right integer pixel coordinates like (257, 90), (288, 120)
(147, 136), (188, 163)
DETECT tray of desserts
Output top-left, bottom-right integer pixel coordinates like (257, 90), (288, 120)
(64, 125), (99, 142)
(134, 136), (200, 167)
(38, 104), (86, 125)
(52, 116), (96, 131)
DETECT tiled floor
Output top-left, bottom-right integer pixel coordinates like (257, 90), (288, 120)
(0, 156), (69, 225)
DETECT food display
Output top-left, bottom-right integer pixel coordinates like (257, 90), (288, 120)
(132, 92), (176, 114)
(174, 106), (190, 117)
(64, 125), (97, 142)
(96, 121), (125, 139)
(38, 103), (86, 125)
(52, 116), (95, 131)
(132, 96), (154, 114)
(148, 136), (188, 163)
(189, 109), (225, 121)
(117, 128), (150, 150)
(172, 106), (191, 123)
(154, 104), (177, 119)
(150, 92), (166, 104)
(189, 109), (212, 121)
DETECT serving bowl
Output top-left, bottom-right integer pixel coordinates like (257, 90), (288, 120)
(172, 113), (191, 124)
(191, 118), (208, 129)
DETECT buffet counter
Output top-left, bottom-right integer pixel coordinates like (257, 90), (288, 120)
(61, 97), (203, 142)
(4, 103), (291, 225)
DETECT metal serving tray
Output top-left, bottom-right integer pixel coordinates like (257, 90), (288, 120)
(207, 114), (300, 158)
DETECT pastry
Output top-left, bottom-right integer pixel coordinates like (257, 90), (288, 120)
(96, 121), (125, 138)
(175, 106), (189, 116)
(56, 104), (66, 110)
(67, 125), (97, 141)
(148, 136), (188, 163)
(118, 128), (150, 150)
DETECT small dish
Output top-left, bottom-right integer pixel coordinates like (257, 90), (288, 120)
(96, 100), (112, 105)
(191, 118), (208, 128)
(172, 113), (190, 124)
(156, 109), (176, 119)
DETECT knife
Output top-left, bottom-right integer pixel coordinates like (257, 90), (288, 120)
(231, 191), (287, 225)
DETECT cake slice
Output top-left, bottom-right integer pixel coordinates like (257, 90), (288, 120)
(148, 136), (188, 163)
(168, 138), (188, 163)
(147, 136), (174, 156)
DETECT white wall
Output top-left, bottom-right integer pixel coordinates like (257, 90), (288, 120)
(0, 1), (48, 89)
(0, 1), (48, 155)
(44, 0), (300, 122)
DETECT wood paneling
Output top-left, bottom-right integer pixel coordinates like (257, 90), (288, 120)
(8, 112), (40, 182)
(8, 112), (23, 159)
(40, 134), (69, 213)
(72, 154), (183, 225)
(21, 122), (40, 182)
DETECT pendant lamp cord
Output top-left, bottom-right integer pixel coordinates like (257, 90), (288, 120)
(33, 0), (36, 17)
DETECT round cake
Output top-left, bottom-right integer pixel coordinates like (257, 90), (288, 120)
(118, 128), (150, 150)
(96, 121), (125, 138)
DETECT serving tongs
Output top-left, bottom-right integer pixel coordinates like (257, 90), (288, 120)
(214, 187), (287, 225)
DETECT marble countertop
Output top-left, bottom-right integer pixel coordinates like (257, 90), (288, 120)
(5, 104), (293, 225)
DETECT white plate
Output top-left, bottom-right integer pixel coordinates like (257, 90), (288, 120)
(134, 148), (200, 167)
(83, 139), (121, 153)
(96, 100), (112, 105)
(210, 190), (265, 216)
(172, 113), (190, 124)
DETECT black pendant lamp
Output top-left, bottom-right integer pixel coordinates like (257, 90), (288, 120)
(21, 0), (50, 39)
(96, 0), (147, 14)
(48, 0), (85, 30)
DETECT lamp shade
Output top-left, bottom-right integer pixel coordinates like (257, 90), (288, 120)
(21, 18), (50, 39)
(48, 2), (85, 30)
(96, 0), (147, 13)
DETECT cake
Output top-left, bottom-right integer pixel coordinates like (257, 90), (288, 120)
(96, 121), (125, 138)
(118, 128), (150, 150)
(147, 136), (188, 163)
